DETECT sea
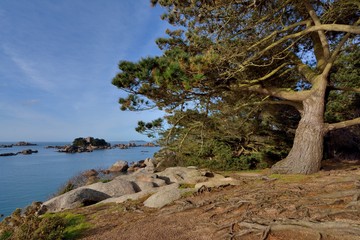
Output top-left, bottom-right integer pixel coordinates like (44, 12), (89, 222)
(0, 141), (160, 221)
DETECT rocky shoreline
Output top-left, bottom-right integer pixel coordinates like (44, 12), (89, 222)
(35, 158), (240, 214)
(1, 159), (360, 240)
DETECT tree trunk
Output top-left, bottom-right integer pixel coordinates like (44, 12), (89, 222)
(272, 80), (327, 174)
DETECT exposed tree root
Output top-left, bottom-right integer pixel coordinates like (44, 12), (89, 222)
(234, 220), (360, 239)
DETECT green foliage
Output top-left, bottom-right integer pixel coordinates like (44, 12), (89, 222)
(50, 213), (90, 240)
(0, 231), (12, 240)
(114, 1), (360, 171)
(326, 46), (360, 123)
(89, 138), (108, 147)
(32, 215), (66, 240)
(99, 179), (111, 183)
(72, 137), (109, 147)
(72, 138), (87, 147)
(153, 104), (295, 171)
(136, 118), (164, 138)
(0, 208), (90, 240)
(178, 183), (195, 189)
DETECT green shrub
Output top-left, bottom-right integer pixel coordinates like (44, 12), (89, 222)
(0, 210), (90, 240)
(72, 138), (87, 147)
(0, 231), (12, 240)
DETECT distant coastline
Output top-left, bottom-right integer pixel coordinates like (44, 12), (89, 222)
(0, 139), (159, 156)
(0, 141), (37, 148)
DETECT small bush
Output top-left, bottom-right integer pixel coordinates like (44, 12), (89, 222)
(0, 208), (90, 240)
(0, 231), (12, 240)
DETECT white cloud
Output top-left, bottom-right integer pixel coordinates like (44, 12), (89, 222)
(2, 45), (55, 92)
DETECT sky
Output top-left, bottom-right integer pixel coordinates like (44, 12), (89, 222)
(0, 0), (171, 142)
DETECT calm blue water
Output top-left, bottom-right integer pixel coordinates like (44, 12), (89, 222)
(0, 142), (160, 220)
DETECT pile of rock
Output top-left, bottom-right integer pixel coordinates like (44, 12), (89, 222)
(13, 141), (37, 146)
(0, 149), (38, 157)
(108, 160), (129, 172)
(58, 145), (94, 153)
(38, 158), (242, 214)
(44, 145), (66, 149)
(58, 144), (111, 153)
(112, 142), (158, 149)
(142, 142), (156, 147)
(20, 149), (38, 155)
(58, 137), (112, 153)
(0, 142), (37, 148)
(0, 144), (13, 148)
(113, 143), (136, 149)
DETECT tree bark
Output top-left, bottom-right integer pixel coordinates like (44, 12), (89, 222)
(272, 77), (327, 174)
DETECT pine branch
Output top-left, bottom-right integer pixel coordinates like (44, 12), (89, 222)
(325, 117), (360, 133)
(241, 23), (360, 71)
(323, 18), (360, 77)
(241, 63), (290, 84)
(245, 85), (312, 102)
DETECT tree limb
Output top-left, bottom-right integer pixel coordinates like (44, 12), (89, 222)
(325, 117), (360, 133)
(328, 86), (360, 93)
(304, 1), (330, 60)
(242, 23), (360, 69)
(323, 18), (360, 77)
(247, 20), (311, 52)
(244, 85), (312, 102)
(307, 24), (360, 34)
(288, 53), (317, 83)
(242, 63), (290, 84)
(265, 100), (303, 112)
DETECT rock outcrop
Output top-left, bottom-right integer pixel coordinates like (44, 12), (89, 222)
(156, 166), (208, 184)
(13, 141), (37, 146)
(39, 161), (243, 213)
(85, 179), (136, 197)
(109, 160), (129, 172)
(58, 137), (111, 153)
(0, 153), (17, 157)
(143, 183), (195, 208)
(0, 149), (38, 157)
(58, 145), (94, 153)
(40, 178), (137, 213)
(20, 149), (38, 155)
(0, 144), (13, 148)
(39, 188), (110, 214)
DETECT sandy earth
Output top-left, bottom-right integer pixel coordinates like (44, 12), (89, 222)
(75, 159), (360, 240)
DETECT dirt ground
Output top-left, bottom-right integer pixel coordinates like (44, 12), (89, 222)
(75, 159), (360, 240)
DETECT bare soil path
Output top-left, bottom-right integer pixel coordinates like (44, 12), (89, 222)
(76, 159), (360, 240)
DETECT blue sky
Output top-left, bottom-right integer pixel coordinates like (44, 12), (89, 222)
(0, 0), (170, 142)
